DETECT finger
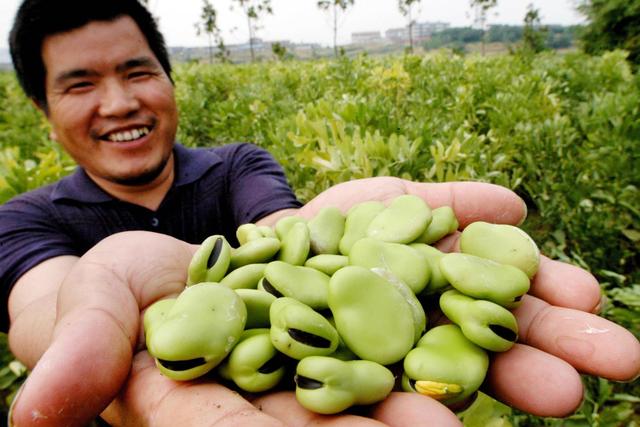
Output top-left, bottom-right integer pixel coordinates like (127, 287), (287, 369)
(10, 232), (196, 427)
(300, 178), (526, 228)
(529, 256), (601, 313)
(408, 181), (526, 228)
(252, 391), (387, 427)
(370, 392), (463, 427)
(485, 343), (584, 417)
(104, 352), (285, 427)
(514, 295), (640, 381)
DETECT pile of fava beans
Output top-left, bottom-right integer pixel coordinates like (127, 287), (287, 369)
(144, 195), (540, 414)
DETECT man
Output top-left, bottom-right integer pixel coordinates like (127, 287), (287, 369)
(2, 0), (639, 426)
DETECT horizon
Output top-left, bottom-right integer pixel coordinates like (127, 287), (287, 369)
(1, 0), (585, 52)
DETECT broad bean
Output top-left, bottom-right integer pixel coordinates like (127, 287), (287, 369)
(440, 289), (518, 352)
(295, 356), (394, 414)
(262, 261), (330, 310)
(329, 266), (425, 365)
(402, 324), (488, 405)
(144, 283), (246, 380)
(186, 235), (231, 285)
(460, 221), (540, 278)
(440, 252), (530, 308)
(221, 328), (285, 393)
(269, 297), (339, 359)
(366, 194), (432, 243)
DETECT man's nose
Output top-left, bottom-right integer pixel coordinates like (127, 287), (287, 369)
(98, 81), (140, 117)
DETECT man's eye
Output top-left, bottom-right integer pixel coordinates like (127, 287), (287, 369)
(67, 82), (93, 92)
(128, 71), (153, 79)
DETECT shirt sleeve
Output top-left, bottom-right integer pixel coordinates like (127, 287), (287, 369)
(0, 190), (80, 331)
(223, 143), (302, 225)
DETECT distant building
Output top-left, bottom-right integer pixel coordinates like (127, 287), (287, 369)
(351, 31), (383, 45)
(385, 21), (450, 42)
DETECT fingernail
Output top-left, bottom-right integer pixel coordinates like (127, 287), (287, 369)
(591, 296), (604, 314)
(8, 380), (26, 427)
(517, 199), (528, 227)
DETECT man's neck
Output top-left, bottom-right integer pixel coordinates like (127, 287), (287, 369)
(87, 156), (175, 211)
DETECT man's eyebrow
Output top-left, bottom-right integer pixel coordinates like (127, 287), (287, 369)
(53, 57), (160, 85)
(115, 57), (160, 73)
(54, 68), (99, 85)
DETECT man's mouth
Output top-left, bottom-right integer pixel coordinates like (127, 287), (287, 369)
(102, 126), (152, 142)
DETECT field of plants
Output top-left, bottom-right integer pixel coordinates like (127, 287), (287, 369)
(1, 49), (639, 425)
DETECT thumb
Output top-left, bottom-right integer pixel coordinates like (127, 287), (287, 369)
(10, 231), (195, 426)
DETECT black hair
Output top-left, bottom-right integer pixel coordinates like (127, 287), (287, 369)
(9, 0), (173, 110)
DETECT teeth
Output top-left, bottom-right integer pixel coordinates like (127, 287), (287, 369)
(107, 127), (150, 142)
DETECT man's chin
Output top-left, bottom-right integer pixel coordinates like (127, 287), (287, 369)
(110, 158), (171, 187)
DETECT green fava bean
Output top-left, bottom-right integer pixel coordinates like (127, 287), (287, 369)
(219, 263), (267, 290)
(413, 206), (459, 244)
(349, 237), (430, 294)
(366, 194), (432, 244)
(187, 235), (232, 285)
(460, 221), (540, 278)
(339, 201), (385, 255)
(236, 223), (262, 245)
(329, 266), (425, 365)
(230, 237), (281, 269)
(326, 317), (359, 361)
(402, 324), (488, 405)
(275, 215), (307, 240)
(145, 283), (247, 381)
(263, 261), (330, 310)
(440, 253), (530, 308)
(224, 328), (286, 393)
(307, 206), (345, 255)
(439, 289), (518, 352)
(278, 221), (311, 265)
(409, 243), (451, 295)
(295, 356), (395, 414)
(218, 328), (270, 380)
(257, 225), (277, 239)
(304, 254), (349, 276)
(236, 224), (276, 245)
(235, 288), (277, 329)
(269, 297), (339, 359)
(143, 298), (175, 335)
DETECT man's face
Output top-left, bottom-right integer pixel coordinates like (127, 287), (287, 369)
(41, 15), (178, 187)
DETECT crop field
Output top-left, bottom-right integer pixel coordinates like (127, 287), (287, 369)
(0, 49), (638, 425)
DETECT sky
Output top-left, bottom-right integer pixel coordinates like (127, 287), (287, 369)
(0, 0), (585, 50)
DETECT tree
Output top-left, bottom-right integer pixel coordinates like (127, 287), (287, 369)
(577, 0), (640, 65)
(398, 0), (422, 53)
(195, 0), (229, 64)
(521, 4), (548, 54)
(232, 0), (273, 62)
(317, 0), (355, 57)
(470, 0), (497, 55)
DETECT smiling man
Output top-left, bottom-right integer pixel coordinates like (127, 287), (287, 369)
(42, 16), (178, 208)
(2, 1), (639, 426)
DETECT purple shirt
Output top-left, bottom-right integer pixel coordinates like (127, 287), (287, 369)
(0, 142), (301, 331)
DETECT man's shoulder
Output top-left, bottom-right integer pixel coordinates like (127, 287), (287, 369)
(0, 166), (99, 210)
(1, 181), (60, 212)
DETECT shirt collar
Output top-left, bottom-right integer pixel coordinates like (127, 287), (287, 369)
(51, 143), (222, 203)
